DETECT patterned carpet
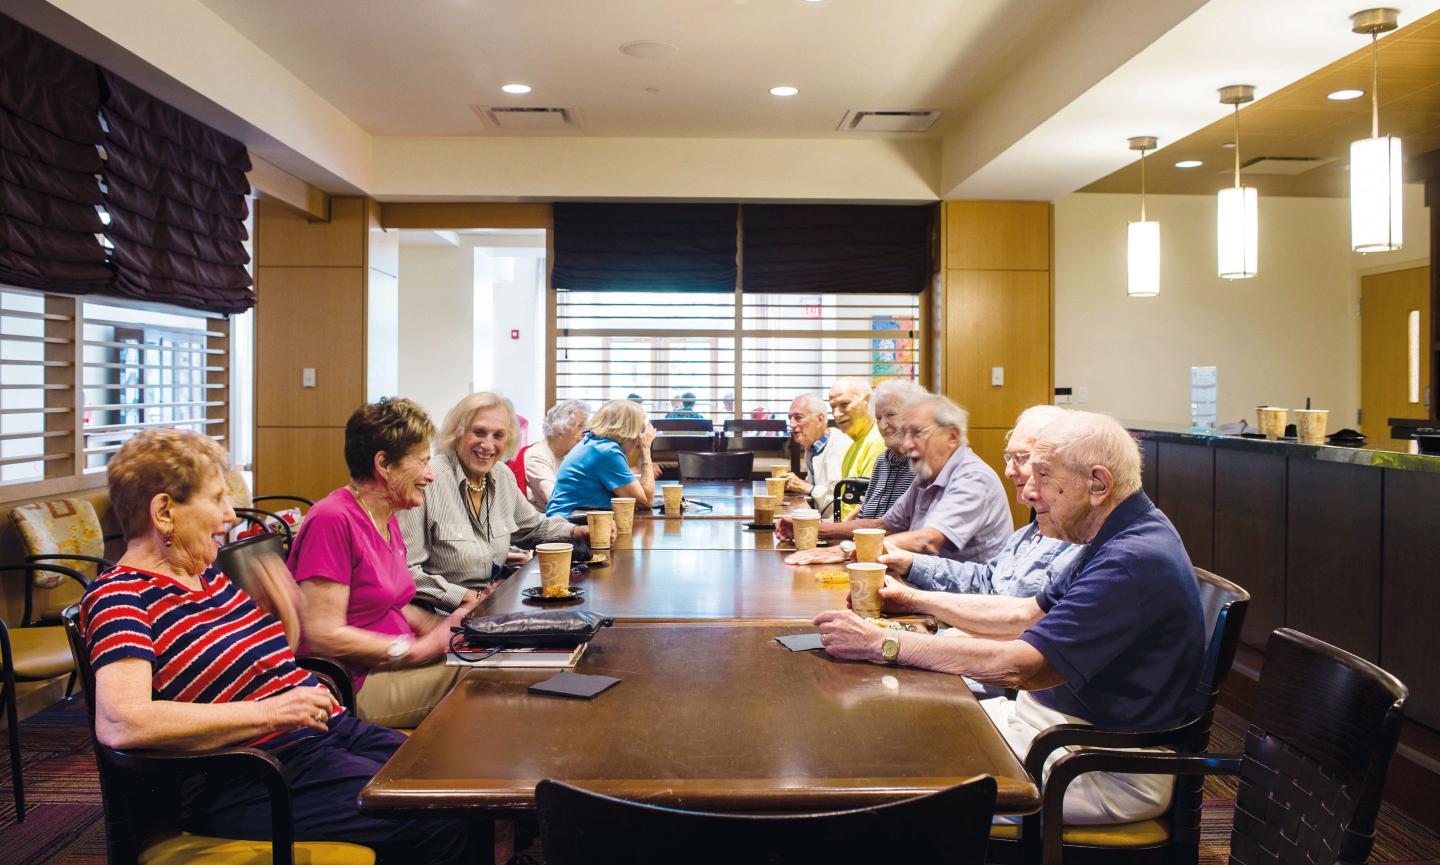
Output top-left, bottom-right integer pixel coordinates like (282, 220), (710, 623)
(2, 701), (1438, 865)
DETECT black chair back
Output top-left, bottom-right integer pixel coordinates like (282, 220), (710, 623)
(722, 418), (790, 455)
(536, 775), (997, 865)
(678, 451), (754, 482)
(215, 531), (287, 589)
(652, 418), (713, 433)
(1232, 628), (1408, 865)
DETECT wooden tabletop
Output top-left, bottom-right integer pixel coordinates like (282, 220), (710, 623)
(359, 622), (1039, 817)
(613, 519), (786, 551)
(486, 547), (850, 621)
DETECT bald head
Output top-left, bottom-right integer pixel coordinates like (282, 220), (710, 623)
(1000, 404), (1069, 501)
(1024, 411), (1142, 543)
(827, 377), (874, 437)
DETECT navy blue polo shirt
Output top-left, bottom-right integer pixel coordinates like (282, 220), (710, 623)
(1018, 491), (1204, 730)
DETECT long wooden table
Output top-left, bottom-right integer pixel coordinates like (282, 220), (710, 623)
(359, 480), (1040, 817)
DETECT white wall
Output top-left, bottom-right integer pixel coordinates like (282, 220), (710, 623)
(474, 250), (545, 440)
(1053, 184), (1429, 429)
(397, 245), (474, 426)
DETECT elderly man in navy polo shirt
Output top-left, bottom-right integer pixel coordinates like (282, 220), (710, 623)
(814, 410), (1204, 825)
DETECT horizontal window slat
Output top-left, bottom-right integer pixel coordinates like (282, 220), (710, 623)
(82, 339), (221, 354)
(0, 407), (69, 416)
(83, 400), (225, 412)
(0, 334), (72, 345)
(0, 453), (68, 467)
(83, 362), (226, 372)
(84, 417), (220, 435)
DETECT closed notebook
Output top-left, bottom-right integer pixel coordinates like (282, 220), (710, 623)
(528, 671), (621, 699)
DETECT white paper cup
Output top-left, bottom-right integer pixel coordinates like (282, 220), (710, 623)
(791, 507), (821, 551)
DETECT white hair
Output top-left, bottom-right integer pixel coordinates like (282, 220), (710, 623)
(871, 379), (927, 417)
(1034, 410), (1142, 498)
(1006, 404), (1068, 443)
(542, 399), (590, 440)
(903, 394), (968, 449)
(830, 376), (873, 399)
(790, 393), (827, 417)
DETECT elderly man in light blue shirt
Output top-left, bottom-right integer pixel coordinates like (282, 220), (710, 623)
(881, 404), (1084, 597)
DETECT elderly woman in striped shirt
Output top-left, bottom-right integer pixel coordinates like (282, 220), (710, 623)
(80, 428), (469, 864)
(399, 391), (602, 613)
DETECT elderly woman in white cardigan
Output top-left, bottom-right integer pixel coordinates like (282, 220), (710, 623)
(524, 399), (590, 512)
(398, 392), (602, 612)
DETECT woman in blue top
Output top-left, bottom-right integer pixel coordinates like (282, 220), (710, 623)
(545, 399), (656, 517)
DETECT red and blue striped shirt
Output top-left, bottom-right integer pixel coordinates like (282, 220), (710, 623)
(81, 564), (341, 748)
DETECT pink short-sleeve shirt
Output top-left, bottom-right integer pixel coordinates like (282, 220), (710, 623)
(288, 487), (415, 686)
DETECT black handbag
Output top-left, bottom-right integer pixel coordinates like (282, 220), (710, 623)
(457, 609), (614, 649)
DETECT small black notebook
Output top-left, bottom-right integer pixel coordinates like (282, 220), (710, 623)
(775, 633), (825, 652)
(528, 671), (621, 699)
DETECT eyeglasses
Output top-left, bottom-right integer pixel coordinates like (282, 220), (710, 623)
(1002, 450), (1031, 467)
(901, 424), (939, 441)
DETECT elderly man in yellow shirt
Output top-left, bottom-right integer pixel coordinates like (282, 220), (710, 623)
(828, 376), (886, 517)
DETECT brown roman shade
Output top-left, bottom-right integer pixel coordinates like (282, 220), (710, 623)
(740, 204), (933, 294)
(552, 203), (738, 293)
(0, 14), (110, 294)
(98, 70), (255, 313)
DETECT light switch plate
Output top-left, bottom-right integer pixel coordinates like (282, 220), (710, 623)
(1077, 386), (1089, 404)
(302, 368), (316, 388)
(991, 367), (1004, 386)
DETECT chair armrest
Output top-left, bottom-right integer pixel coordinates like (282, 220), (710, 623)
(296, 656), (356, 712)
(253, 495), (315, 510)
(1023, 717), (1205, 782)
(0, 562), (92, 590)
(1037, 750), (1242, 865)
(104, 745), (296, 865)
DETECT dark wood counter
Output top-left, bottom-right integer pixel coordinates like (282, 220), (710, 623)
(359, 622), (1039, 817)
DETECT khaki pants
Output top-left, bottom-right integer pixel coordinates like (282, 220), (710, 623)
(356, 663), (469, 729)
(984, 691), (1174, 825)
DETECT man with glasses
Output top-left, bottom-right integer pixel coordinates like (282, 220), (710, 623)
(782, 394), (1011, 564)
(879, 405), (1085, 597)
(778, 393), (851, 516)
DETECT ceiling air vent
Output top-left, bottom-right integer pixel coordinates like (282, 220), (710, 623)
(1239, 156), (1334, 176)
(838, 109), (942, 133)
(470, 105), (583, 130)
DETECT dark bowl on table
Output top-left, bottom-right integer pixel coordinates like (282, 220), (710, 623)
(1413, 432), (1440, 455)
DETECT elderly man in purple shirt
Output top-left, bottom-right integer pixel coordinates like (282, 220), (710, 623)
(783, 394), (1012, 565)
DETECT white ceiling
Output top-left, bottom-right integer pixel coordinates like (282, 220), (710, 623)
(196, 0), (1078, 139)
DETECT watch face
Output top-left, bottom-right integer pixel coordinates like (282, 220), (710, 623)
(883, 635), (900, 660)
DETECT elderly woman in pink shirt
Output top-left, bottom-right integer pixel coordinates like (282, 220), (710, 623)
(289, 398), (478, 729)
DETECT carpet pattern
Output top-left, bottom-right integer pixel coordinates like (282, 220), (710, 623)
(1, 701), (1437, 865)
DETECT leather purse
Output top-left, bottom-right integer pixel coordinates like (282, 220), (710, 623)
(458, 609), (614, 649)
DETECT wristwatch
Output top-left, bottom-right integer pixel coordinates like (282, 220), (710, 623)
(881, 629), (902, 663)
(386, 635), (414, 660)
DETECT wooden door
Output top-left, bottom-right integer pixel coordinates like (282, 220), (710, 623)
(1360, 266), (1430, 438)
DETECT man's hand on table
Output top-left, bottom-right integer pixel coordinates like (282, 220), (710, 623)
(877, 540), (913, 577)
(878, 575), (924, 615)
(774, 515), (794, 541)
(813, 610), (886, 661)
(784, 545), (848, 565)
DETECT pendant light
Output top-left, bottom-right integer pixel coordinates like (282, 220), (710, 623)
(1350, 8), (1402, 253)
(1127, 136), (1160, 297)
(1216, 85), (1257, 279)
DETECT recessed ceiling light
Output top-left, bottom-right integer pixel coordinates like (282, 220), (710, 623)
(1175, 160), (1204, 168)
(1327, 88), (1365, 101)
(770, 86), (799, 97)
(501, 83), (532, 94)
(1221, 142), (1236, 149)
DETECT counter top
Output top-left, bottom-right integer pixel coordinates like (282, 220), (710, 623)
(1126, 422), (1440, 474)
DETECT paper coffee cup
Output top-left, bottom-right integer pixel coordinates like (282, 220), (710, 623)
(536, 542), (573, 597)
(765, 476), (788, 501)
(848, 562), (886, 618)
(791, 507), (821, 551)
(662, 484), (684, 513)
(753, 494), (776, 526)
(610, 497), (636, 533)
(1294, 409), (1328, 445)
(769, 464), (790, 478)
(1258, 407), (1288, 440)
(587, 511), (614, 550)
(853, 528), (885, 563)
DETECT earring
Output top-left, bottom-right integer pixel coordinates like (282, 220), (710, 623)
(162, 530), (174, 547)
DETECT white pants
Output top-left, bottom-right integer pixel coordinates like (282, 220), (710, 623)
(984, 692), (1174, 825)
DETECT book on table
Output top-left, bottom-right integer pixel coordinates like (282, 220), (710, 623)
(445, 642), (588, 668)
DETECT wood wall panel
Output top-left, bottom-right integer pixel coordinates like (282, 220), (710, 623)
(1382, 469), (1440, 729)
(968, 427), (1024, 529)
(254, 427), (350, 504)
(1212, 448), (1286, 648)
(1286, 459), (1381, 661)
(943, 269), (1051, 429)
(943, 201), (1050, 271)
(256, 197), (365, 268)
(255, 267), (365, 427)
(1155, 442), (1214, 570)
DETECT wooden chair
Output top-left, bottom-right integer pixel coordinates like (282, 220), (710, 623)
(677, 450), (754, 482)
(535, 774), (998, 865)
(1, 563), (91, 820)
(990, 567), (1250, 865)
(59, 605), (374, 865)
(10, 497), (117, 625)
(1037, 628), (1409, 865)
